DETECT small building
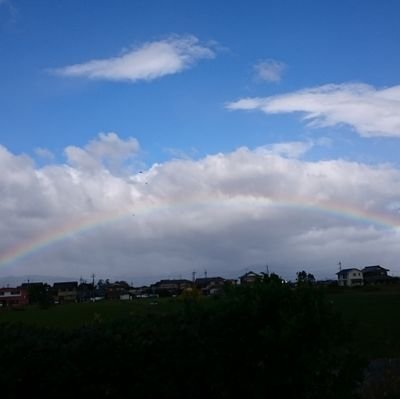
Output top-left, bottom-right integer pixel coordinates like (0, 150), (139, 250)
(53, 282), (78, 303)
(239, 271), (261, 285)
(130, 286), (152, 298)
(119, 293), (132, 301)
(151, 279), (192, 296)
(361, 265), (391, 284)
(0, 287), (29, 307)
(20, 282), (44, 290)
(105, 281), (131, 300)
(336, 268), (364, 287)
(195, 277), (226, 295)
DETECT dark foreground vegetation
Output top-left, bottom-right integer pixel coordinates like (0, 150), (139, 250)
(0, 279), (365, 398)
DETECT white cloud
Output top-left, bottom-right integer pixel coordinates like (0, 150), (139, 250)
(35, 147), (55, 161)
(227, 83), (400, 138)
(257, 140), (314, 158)
(1, 136), (400, 283)
(53, 35), (215, 82)
(64, 132), (139, 172)
(85, 132), (139, 160)
(254, 59), (286, 82)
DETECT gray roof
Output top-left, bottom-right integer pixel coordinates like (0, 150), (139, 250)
(336, 268), (362, 275)
(195, 277), (225, 284)
(362, 265), (389, 272)
(240, 271), (260, 278)
(53, 281), (78, 289)
(152, 279), (191, 287)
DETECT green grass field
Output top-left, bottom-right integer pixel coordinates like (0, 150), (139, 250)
(0, 299), (180, 329)
(2, 289), (400, 360)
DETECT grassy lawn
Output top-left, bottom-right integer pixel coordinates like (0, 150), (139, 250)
(0, 298), (180, 329)
(2, 288), (400, 360)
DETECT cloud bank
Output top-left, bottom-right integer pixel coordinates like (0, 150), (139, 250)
(227, 83), (400, 138)
(1, 133), (400, 283)
(53, 35), (215, 82)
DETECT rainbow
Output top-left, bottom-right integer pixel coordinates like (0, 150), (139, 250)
(1, 195), (400, 268)
(0, 210), (131, 269)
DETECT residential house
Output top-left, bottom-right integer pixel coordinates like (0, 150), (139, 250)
(151, 279), (192, 296)
(239, 271), (261, 285)
(195, 277), (226, 295)
(362, 265), (391, 284)
(336, 268), (364, 287)
(129, 286), (153, 298)
(20, 282), (44, 290)
(53, 282), (78, 303)
(0, 287), (29, 307)
(105, 281), (131, 300)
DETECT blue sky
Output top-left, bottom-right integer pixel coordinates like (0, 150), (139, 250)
(1, 0), (400, 282)
(1, 0), (400, 164)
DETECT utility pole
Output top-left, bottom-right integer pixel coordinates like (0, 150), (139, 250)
(91, 273), (95, 302)
(204, 269), (207, 279)
(338, 261), (342, 271)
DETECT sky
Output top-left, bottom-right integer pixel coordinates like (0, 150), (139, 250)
(1, 0), (400, 284)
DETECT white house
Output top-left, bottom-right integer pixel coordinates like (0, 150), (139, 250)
(336, 268), (364, 287)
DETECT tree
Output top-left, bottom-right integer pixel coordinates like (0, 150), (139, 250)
(297, 270), (316, 284)
(263, 272), (285, 284)
(27, 283), (53, 308)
